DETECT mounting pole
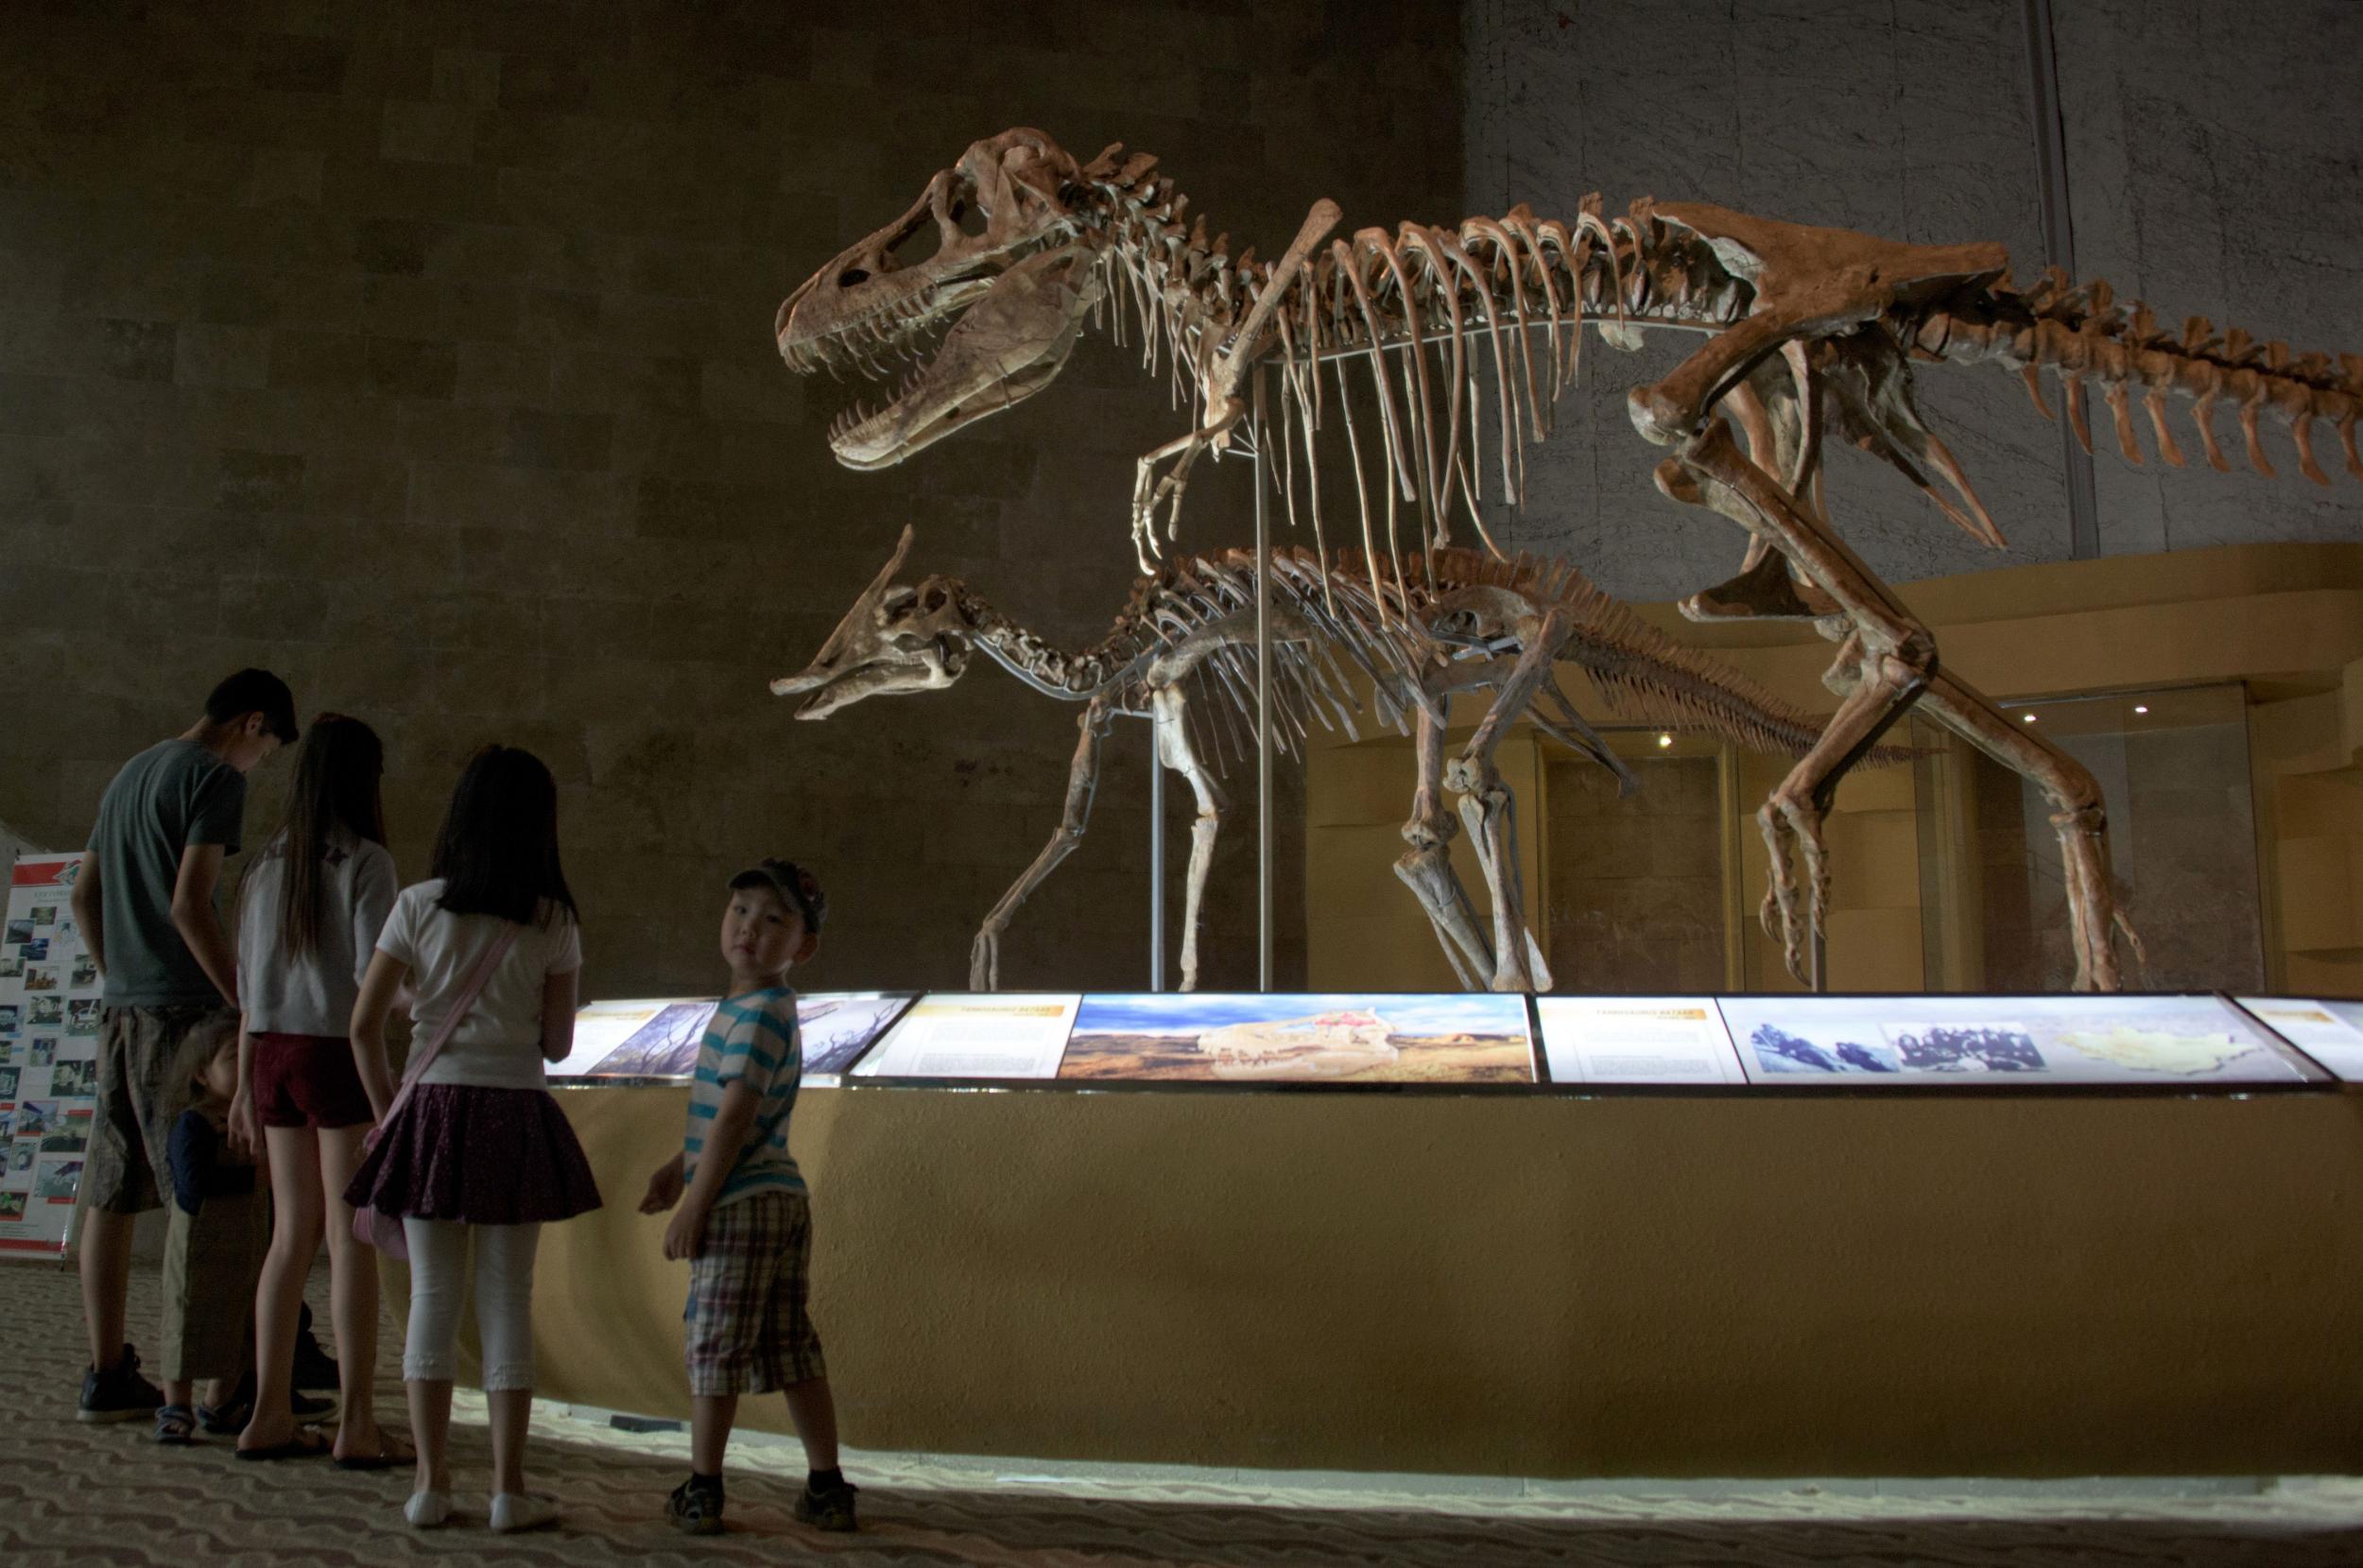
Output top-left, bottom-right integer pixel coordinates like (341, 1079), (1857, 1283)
(1254, 367), (1274, 991)
(1148, 715), (1165, 991)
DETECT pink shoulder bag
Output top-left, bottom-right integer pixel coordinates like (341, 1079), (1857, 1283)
(353, 923), (523, 1261)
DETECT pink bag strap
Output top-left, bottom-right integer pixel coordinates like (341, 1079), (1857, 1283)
(380, 922), (523, 1125)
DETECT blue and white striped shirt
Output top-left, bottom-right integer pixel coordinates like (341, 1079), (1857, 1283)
(682, 987), (804, 1204)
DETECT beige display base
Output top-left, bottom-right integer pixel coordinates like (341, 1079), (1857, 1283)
(433, 1080), (2363, 1480)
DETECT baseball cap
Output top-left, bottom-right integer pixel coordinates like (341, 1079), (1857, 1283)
(729, 857), (827, 934)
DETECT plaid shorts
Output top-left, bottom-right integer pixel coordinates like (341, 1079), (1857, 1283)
(683, 1189), (826, 1397)
(88, 1003), (236, 1215)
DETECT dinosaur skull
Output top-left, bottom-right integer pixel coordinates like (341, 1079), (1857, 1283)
(770, 526), (974, 718)
(776, 129), (1107, 469)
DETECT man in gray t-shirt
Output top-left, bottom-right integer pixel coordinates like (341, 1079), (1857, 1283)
(68, 668), (296, 1429)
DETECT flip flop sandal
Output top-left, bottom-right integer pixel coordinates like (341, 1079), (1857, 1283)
(197, 1399), (254, 1436)
(331, 1424), (415, 1470)
(235, 1427), (332, 1461)
(154, 1404), (197, 1445)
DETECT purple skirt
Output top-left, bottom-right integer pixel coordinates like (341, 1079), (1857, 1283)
(344, 1083), (602, 1227)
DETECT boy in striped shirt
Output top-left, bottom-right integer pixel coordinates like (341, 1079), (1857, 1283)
(640, 858), (853, 1536)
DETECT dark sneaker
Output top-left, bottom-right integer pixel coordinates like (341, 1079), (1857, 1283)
(291, 1338), (339, 1390)
(665, 1474), (725, 1536)
(794, 1477), (858, 1533)
(78, 1343), (163, 1423)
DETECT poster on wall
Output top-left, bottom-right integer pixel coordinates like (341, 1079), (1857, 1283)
(1714, 993), (2323, 1087)
(1061, 992), (1537, 1084)
(0, 853), (101, 1258)
(2232, 997), (2363, 1082)
(853, 993), (1082, 1081)
(550, 992), (914, 1086)
(1534, 996), (1748, 1085)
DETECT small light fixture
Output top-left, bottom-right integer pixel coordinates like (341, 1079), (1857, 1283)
(2133, 704), (2149, 715)
(2022, 713), (2037, 723)
(1657, 733), (1673, 749)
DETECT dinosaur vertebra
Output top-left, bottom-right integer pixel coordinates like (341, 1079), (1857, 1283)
(772, 526), (1893, 993)
(777, 129), (2358, 991)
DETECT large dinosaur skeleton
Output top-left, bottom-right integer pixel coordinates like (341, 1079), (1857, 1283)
(771, 525), (1891, 992)
(775, 129), (2362, 991)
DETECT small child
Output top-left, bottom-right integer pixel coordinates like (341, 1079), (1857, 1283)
(156, 1018), (270, 1443)
(640, 858), (853, 1536)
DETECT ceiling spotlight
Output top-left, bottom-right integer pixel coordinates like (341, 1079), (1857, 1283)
(2021, 713), (2037, 723)
(2133, 704), (2149, 715)
(1657, 733), (1673, 749)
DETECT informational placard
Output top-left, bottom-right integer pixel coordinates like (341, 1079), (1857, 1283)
(1535, 996), (1747, 1085)
(1715, 993), (2321, 1086)
(1061, 991), (1536, 1083)
(0, 853), (100, 1257)
(550, 992), (914, 1086)
(853, 992), (1081, 1081)
(2233, 997), (2363, 1082)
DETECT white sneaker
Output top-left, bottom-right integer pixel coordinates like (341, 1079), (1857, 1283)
(490, 1491), (559, 1533)
(403, 1490), (452, 1528)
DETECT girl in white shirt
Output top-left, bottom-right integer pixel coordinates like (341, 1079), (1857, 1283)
(345, 745), (600, 1533)
(230, 714), (405, 1466)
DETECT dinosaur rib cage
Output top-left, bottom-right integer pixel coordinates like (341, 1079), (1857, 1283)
(1050, 543), (1889, 781)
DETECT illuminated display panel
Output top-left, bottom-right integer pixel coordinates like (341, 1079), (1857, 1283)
(1061, 992), (1536, 1084)
(2233, 997), (2363, 1081)
(551, 992), (913, 1084)
(1535, 996), (1746, 1084)
(1715, 993), (2321, 1086)
(853, 992), (1082, 1081)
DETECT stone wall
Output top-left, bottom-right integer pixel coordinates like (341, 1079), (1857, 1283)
(0, 1), (1462, 999)
(1461, 0), (2363, 602)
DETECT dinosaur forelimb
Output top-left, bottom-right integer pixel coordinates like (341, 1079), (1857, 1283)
(1130, 395), (1243, 570)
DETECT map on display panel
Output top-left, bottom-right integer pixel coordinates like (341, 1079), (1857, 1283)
(1713, 993), (2323, 1086)
(0, 853), (103, 1257)
(550, 992), (914, 1085)
(2232, 998), (2363, 1081)
(1061, 992), (1537, 1084)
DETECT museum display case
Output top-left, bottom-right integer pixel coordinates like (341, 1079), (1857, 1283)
(549, 989), (2344, 1092)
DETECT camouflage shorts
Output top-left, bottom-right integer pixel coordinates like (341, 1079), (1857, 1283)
(88, 1003), (237, 1215)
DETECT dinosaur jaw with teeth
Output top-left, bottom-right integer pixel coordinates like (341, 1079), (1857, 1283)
(787, 243), (1104, 470)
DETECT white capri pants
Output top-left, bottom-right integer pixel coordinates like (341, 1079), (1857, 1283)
(402, 1218), (542, 1391)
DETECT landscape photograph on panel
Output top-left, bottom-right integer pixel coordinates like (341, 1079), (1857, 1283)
(554, 993), (912, 1083)
(1716, 994), (2321, 1086)
(1060, 993), (1536, 1084)
(2233, 997), (2363, 1081)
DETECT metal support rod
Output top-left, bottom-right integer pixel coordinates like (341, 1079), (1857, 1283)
(2020, 0), (2099, 560)
(1148, 711), (1165, 991)
(1253, 368), (1274, 991)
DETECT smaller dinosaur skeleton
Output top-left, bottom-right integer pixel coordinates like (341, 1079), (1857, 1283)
(772, 526), (1888, 991)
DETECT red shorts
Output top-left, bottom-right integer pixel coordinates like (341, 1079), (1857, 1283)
(250, 1033), (375, 1129)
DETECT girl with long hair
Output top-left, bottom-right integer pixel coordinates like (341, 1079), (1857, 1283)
(344, 744), (600, 1533)
(231, 714), (405, 1464)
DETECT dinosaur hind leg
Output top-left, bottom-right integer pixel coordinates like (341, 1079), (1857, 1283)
(1755, 634), (1929, 987)
(1442, 612), (1575, 991)
(1912, 672), (2135, 991)
(1151, 685), (1228, 992)
(971, 695), (1114, 991)
(1395, 698), (1495, 989)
